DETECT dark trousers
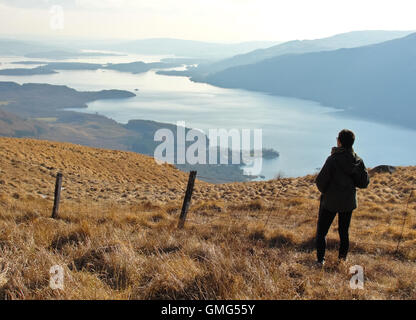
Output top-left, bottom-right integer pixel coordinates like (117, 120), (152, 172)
(316, 205), (352, 262)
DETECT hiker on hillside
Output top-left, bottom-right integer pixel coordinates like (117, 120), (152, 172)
(315, 129), (369, 265)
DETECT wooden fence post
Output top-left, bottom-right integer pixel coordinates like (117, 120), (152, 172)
(178, 171), (197, 229)
(52, 172), (63, 219)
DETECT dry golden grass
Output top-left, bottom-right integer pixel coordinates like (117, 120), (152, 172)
(0, 137), (198, 204)
(0, 137), (415, 300)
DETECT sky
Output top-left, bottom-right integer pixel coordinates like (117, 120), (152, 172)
(1, 0), (416, 42)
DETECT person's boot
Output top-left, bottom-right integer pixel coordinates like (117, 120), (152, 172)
(315, 259), (325, 268)
(338, 254), (347, 262)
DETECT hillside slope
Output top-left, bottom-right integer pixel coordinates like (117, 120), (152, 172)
(0, 137), (415, 299)
(193, 30), (414, 76)
(0, 82), (250, 183)
(0, 82), (135, 118)
(3, 137), (414, 206)
(203, 33), (416, 129)
(0, 137), (196, 204)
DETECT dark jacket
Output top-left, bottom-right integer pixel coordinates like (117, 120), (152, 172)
(316, 147), (369, 213)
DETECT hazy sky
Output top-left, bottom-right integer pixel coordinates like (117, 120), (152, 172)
(1, 0), (416, 42)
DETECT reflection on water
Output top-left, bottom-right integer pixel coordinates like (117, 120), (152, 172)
(1, 54), (415, 179)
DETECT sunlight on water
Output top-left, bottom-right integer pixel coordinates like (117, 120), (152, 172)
(1, 53), (415, 179)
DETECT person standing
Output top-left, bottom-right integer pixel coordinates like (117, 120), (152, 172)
(315, 129), (369, 265)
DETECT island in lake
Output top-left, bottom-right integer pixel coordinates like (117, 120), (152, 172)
(3, 61), (184, 76)
(0, 81), (271, 183)
(0, 66), (57, 76)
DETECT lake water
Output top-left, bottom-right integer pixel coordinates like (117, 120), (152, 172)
(1, 53), (415, 180)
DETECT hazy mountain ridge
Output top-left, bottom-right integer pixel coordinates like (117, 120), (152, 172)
(101, 38), (281, 59)
(0, 39), (60, 56)
(0, 39), (119, 59)
(202, 32), (416, 129)
(24, 50), (122, 59)
(187, 30), (415, 77)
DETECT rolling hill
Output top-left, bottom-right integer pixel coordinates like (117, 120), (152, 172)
(0, 81), (136, 118)
(0, 39), (119, 59)
(0, 82), (251, 183)
(191, 30), (415, 76)
(203, 32), (416, 129)
(0, 137), (415, 299)
(0, 39), (59, 56)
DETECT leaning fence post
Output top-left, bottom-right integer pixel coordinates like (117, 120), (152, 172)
(52, 172), (63, 219)
(178, 171), (197, 229)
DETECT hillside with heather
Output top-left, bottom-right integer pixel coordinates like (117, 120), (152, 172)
(0, 137), (415, 299)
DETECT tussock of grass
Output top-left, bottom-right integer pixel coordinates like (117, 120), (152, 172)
(267, 229), (297, 248)
(229, 199), (267, 211)
(0, 195), (415, 299)
(72, 245), (132, 290)
(50, 225), (90, 251)
(193, 200), (226, 213)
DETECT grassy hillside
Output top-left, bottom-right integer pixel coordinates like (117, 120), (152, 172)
(0, 82), (250, 183)
(0, 137), (415, 299)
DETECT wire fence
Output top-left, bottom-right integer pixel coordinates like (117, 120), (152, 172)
(194, 174), (246, 184)
(42, 168), (415, 256)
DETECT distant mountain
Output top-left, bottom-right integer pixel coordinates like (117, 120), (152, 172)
(0, 39), (60, 56)
(203, 32), (416, 129)
(192, 30), (415, 76)
(0, 39), (121, 59)
(24, 50), (122, 59)
(102, 38), (280, 59)
(1, 37), (279, 60)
